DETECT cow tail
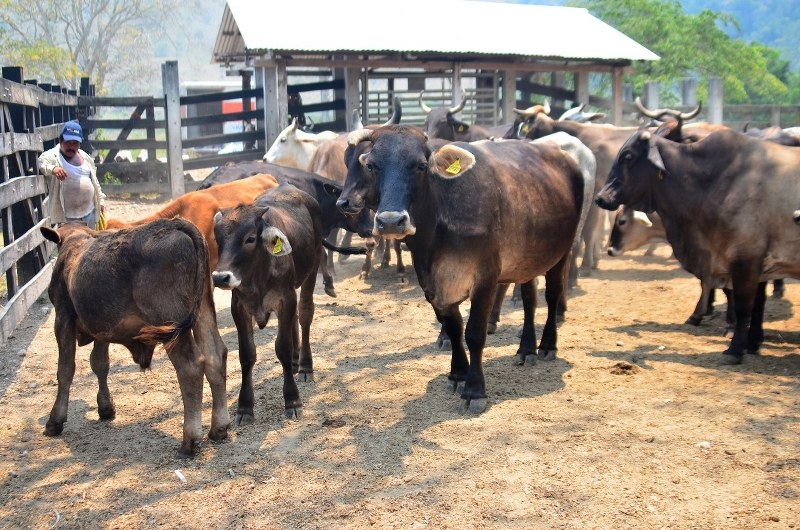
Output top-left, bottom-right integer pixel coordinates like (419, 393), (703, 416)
(322, 239), (368, 255)
(133, 219), (210, 354)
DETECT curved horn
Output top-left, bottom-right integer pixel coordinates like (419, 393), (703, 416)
(351, 109), (364, 131)
(347, 128), (375, 147)
(418, 90), (432, 114)
(383, 96), (402, 126)
(448, 91), (467, 115)
(635, 96), (702, 121)
(512, 103), (549, 120)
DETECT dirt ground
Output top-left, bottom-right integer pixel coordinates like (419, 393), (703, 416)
(0, 195), (798, 530)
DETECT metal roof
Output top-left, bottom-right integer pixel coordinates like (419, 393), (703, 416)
(213, 0), (659, 67)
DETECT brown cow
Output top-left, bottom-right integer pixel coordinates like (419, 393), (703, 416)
(212, 183), (333, 424)
(106, 173), (280, 270)
(40, 218), (229, 457)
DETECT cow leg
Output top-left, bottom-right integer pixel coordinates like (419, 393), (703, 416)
(514, 280), (538, 365)
(462, 283), (499, 413)
(295, 274), (317, 382)
(276, 296), (303, 419)
(772, 278), (785, 298)
(193, 293), (230, 442)
(45, 315), (78, 436)
(435, 307), (468, 392)
(338, 230), (354, 263)
(686, 278), (715, 325)
(394, 240), (406, 274)
(324, 230), (338, 276)
(745, 281), (767, 354)
(579, 205), (603, 275)
(319, 247), (337, 298)
(488, 283), (511, 334)
(231, 293), (258, 426)
(360, 236), (377, 280)
(538, 254), (570, 361)
(722, 262), (761, 364)
(568, 243), (579, 290)
(89, 341), (115, 421)
(166, 336), (205, 458)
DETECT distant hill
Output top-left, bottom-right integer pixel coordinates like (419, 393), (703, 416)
(488, 0), (799, 71)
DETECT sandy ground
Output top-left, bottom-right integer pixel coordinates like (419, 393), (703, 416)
(0, 195), (798, 530)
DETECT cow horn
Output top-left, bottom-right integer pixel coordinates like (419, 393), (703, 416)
(383, 96), (402, 126)
(347, 128), (374, 146)
(418, 90), (432, 114)
(351, 109), (364, 131)
(635, 97), (702, 121)
(448, 91), (467, 115)
(512, 103), (548, 119)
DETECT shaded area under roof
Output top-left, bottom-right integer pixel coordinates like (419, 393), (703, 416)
(213, 0), (659, 67)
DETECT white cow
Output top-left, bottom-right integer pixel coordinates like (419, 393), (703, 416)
(263, 118), (338, 169)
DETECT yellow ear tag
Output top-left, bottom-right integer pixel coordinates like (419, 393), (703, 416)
(272, 238), (283, 255)
(446, 158), (461, 175)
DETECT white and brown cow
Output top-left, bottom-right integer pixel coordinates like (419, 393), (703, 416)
(41, 218), (229, 458)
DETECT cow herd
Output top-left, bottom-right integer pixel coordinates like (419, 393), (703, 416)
(39, 93), (800, 457)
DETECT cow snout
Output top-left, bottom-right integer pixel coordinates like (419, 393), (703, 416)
(595, 193), (619, 211)
(336, 197), (363, 216)
(211, 270), (241, 289)
(607, 246), (622, 257)
(375, 210), (416, 238)
(794, 210), (800, 225)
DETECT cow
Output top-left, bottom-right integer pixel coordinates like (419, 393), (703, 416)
(743, 124), (800, 146)
(595, 126), (800, 364)
(197, 163), (373, 296)
(40, 218), (229, 458)
(336, 125), (584, 412)
(510, 99), (715, 279)
(105, 173), (280, 272)
(212, 183), (342, 424)
(263, 117), (339, 169)
(418, 90), (493, 142)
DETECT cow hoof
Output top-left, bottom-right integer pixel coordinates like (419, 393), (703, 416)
(285, 406), (303, 419)
(685, 314), (703, 326)
(772, 288), (784, 299)
(296, 371), (315, 383)
(43, 421), (64, 437)
(324, 286), (337, 298)
(720, 353), (743, 365)
(514, 353), (536, 365)
(397, 265), (406, 274)
(98, 407), (116, 421)
(487, 322), (498, 334)
(175, 449), (194, 460)
(208, 426), (229, 442)
(460, 397), (488, 414)
(436, 337), (451, 351)
(234, 413), (255, 426)
(358, 271), (370, 280)
(537, 349), (557, 361)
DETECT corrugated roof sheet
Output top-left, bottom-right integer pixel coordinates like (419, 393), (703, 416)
(213, 0), (659, 64)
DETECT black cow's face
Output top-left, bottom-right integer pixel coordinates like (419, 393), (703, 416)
(596, 129), (661, 213)
(423, 109), (457, 141)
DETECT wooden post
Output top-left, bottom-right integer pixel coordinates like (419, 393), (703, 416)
(161, 60), (185, 198)
(680, 78), (697, 107)
(501, 70), (517, 124)
(611, 68), (624, 126)
(575, 72), (589, 107)
(708, 77), (723, 125)
(644, 81), (659, 110)
(344, 67), (361, 127)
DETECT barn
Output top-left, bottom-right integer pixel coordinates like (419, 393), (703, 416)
(211, 0), (659, 143)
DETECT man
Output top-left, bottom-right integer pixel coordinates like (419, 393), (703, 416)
(38, 121), (105, 228)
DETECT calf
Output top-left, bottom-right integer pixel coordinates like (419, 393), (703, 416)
(41, 219), (229, 457)
(212, 184), (333, 424)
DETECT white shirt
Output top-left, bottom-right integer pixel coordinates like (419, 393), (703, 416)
(58, 152), (95, 218)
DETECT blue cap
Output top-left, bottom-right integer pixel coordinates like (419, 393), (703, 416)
(61, 121), (82, 143)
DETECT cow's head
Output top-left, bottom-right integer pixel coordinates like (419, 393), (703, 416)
(211, 206), (292, 291)
(511, 100), (554, 139)
(596, 128), (667, 213)
(418, 90), (471, 141)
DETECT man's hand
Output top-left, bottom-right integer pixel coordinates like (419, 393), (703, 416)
(52, 167), (67, 181)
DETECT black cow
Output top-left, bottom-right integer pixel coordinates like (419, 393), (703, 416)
(336, 125), (584, 412)
(41, 219), (229, 457)
(418, 90), (493, 142)
(596, 127), (800, 364)
(212, 184), (361, 423)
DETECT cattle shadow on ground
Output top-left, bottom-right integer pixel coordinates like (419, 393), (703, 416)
(0, 297), (52, 400)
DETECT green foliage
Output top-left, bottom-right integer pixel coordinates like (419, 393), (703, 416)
(570, 0), (792, 104)
(102, 172), (122, 185)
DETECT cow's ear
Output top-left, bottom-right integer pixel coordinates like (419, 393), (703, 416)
(428, 144), (476, 179)
(645, 134), (667, 172)
(213, 211), (223, 225)
(40, 226), (61, 244)
(262, 226), (292, 256)
(323, 182), (341, 197)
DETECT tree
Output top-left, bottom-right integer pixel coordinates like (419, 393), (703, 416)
(571, 0), (790, 104)
(0, 0), (187, 94)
